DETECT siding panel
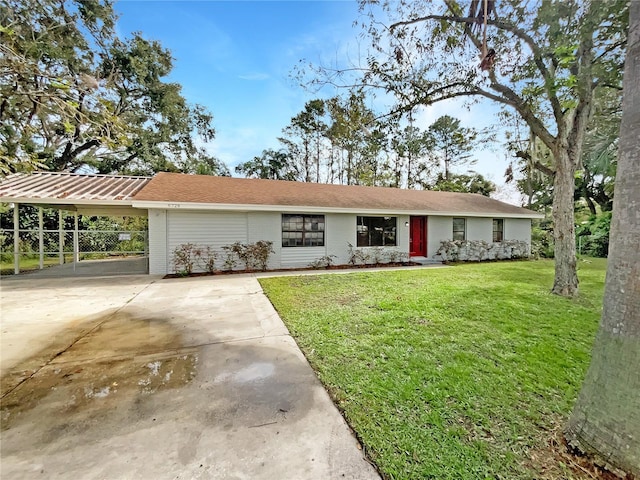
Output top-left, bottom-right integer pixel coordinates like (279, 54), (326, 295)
(505, 218), (532, 243)
(148, 209), (167, 274)
(467, 217), (492, 243)
(167, 211), (248, 272)
(281, 247), (327, 268)
(248, 212), (282, 269)
(428, 216), (452, 258)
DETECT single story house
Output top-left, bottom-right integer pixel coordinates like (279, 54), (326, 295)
(1, 171), (543, 275)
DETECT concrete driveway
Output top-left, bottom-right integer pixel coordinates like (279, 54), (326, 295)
(0, 274), (380, 480)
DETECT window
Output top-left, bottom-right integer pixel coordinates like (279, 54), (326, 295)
(357, 216), (397, 247)
(453, 218), (466, 241)
(493, 219), (504, 242)
(282, 214), (325, 247)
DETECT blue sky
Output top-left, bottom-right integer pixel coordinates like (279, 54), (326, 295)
(114, 0), (516, 199)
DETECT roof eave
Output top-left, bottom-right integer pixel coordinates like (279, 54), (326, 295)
(1, 197), (141, 207)
(131, 200), (544, 219)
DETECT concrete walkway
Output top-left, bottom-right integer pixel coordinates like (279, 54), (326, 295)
(0, 274), (380, 480)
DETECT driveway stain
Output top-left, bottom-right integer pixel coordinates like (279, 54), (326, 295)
(0, 275), (378, 480)
(1, 309), (198, 433)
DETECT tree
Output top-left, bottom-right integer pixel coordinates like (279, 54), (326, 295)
(430, 172), (496, 196)
(565, 2), (639, 475)
(325, 92), (378, 185)
(0, 0), (225, 176)
(343, 0), (628, 296)
(281, 100), (327, 182)
(427, 115), (480, 180)
(235, 149), (298, 181)
(388, 119), (437, 188)
(576, 88), (621, 214)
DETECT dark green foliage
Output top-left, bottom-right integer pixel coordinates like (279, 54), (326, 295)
(235, 149), (298, 180)
(429, 173), (496, 196)
(531, 219), (555, 259)
(0, 0), (227, 176)
(576, 212), (611, 258)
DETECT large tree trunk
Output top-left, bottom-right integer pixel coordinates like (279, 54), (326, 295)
(551, 147), (579, 296)
(565, 3), (640, 475)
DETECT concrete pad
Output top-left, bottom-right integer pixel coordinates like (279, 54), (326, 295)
(14, 256), (149, 278)
(0, 274), (380, 480)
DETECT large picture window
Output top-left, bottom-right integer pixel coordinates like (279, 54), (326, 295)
(357, 216), (397, 247)
(453, 218), (466, 241)
(493, 219), (504, 242)
(282, 214), (325, 247)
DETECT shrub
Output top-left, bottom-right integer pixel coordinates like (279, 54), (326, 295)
(347, 243), (370, 266)
(172, 243), (198, 275)
(250, 240), (275, 271)
(531, 225), (554, 259)
(369, 247), (385, 265)
(198, 246), (217, 273)
(576, 212), (611, 258)
(436, 240), (530, 262)
(221, 244), (241, 271)
(386, 250), (409, 263)
(309, 255), (337, 269)
(222, 241), (274, 271)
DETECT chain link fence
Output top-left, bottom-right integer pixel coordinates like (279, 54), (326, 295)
(1, 228), (147, 274)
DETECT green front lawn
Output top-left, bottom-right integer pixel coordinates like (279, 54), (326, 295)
(260, 259), (607, 479)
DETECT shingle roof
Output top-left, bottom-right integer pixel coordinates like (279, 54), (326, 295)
(0, 172), (151, 203)
(134, 172), (540, 217)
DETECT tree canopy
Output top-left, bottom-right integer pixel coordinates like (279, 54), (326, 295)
(0, 0), (227, 176)
(326, 0), (630, 296)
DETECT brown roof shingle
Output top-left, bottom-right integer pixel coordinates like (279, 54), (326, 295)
(134, 172), (540, 217)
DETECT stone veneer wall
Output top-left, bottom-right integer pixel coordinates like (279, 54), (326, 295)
(436, 240), (530, 262)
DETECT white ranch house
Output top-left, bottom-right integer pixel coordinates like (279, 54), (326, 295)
(0, 172), (543, 275)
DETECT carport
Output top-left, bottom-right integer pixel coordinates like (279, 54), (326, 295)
(0, 172), (151, 276)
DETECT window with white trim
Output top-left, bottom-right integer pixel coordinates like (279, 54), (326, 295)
(356, 216), (397, 247)
(493, 219), (504, 242)
(453, 218), (466, 241)
(282, 214), (325, 247)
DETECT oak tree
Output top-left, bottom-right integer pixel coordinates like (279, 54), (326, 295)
(348, 0), (628, 296)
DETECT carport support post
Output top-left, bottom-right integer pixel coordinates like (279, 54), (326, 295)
(13, 203), (19, 275)
(38, 207), (44, 270)
(73, 211), (79, 269)
(59, 210), (64, 264)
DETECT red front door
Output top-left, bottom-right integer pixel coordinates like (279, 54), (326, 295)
(409, 216), (427, 256)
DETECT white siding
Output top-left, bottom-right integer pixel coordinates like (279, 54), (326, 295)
(505, 218), (532, 243)
(428, 216), (452, 258)
(248, 212), (282, 269)
(167, 211), (248, 272)
(467, 217), (492, 243)
(326, 214), (410, 263)
(148, 209), (167, 275)
(156, 209), (534, 274)
(396, 215), (410, 254)
(326, 213), (355, 265)
(281, 246), (327, 268)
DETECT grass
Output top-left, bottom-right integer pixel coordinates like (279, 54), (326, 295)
(0, 255), (74, 276)
(259, 259), (607, 480)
